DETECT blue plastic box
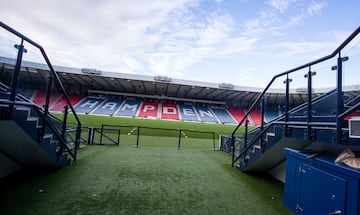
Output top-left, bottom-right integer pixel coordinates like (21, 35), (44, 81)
(284, 148), (360, 215)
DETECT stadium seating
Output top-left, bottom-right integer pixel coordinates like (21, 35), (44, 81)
(228, 108), (246, 124)
(115, 100), (141, 117)
(33, 93), (263, 125)
(92, 98), (123, 116)
(161, 103), (180, 120)
(137, 101), (159, 118)
(178, 104), (200, 122)
(249, 109), (262, 125)
(50, 95), (83, 112)
(32, 90), (61, 108)
(264, 109), (279, 122)
(195, 106), (219, 123)
(211, 107), (237, 124)
(19, 88), (36, 99)
(74, 97), (106, 114)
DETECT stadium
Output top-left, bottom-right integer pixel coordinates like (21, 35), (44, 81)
(1, 19), (360, 215)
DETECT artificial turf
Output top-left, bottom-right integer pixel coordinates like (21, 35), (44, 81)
(0, 114), (291, 214)
(0, 135), (292, 215)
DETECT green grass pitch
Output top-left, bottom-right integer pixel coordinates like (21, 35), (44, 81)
(0, 114), (292, 214)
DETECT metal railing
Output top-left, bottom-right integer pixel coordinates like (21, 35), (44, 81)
(231, 26), (360, 167)
(0, 21), (82, 162)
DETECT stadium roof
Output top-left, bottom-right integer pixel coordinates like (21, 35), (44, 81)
(1, 56), (359, 108)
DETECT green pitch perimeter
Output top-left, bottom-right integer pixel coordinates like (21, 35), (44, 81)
(0, 115), (291, 215)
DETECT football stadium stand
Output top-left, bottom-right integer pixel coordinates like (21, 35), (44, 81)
(195, 106), (219, 123)
(74, 97), (106, 114)
(32, 90), (61, 108)
(43, 93), (275, 125)
(211, 107), (237, 124)
(115, 100), (141, 117)
(227, 108), (246, 124)
(249, 109), (262, 125)
(50, 95), (83, 112)
(161, 103), (180, 120)
(264, 109), (279, 122)
(92, 98), (123, 116)
(7, 88), (280, 125)
(137, 101), (159, 119)
(178, 104), (201, 122)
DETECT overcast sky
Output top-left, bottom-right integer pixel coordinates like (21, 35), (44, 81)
(1, 0), (360, 88)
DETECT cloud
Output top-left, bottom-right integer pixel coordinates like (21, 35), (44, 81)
(266, 0), (298, 13)
(244, 0), (328, 37)
(1, 0), (353, 89)
(306, 0), (327, 16)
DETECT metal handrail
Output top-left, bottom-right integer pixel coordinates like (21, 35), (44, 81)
(232, 26), (360, 138)
(0, 21), (82, 162)
(0, 21), (81, 128)
(231, 26), (360, 166)
(0, 99), (76, 160)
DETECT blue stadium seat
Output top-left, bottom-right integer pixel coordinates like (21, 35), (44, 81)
(74, 97), (105, 114)
(178, 104), (200, 122)
(195, 106), (219, 123)
(115, 100), (141, 117)
(211, 107), (237, 124)
(92, 98), (123, 116)
(264, 109), (279, 123)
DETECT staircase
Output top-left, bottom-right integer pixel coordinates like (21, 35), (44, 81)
(231, 26), (360, 182)
(0, 22), (81, 178)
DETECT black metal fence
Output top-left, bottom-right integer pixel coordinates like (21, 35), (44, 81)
(84, 124), (217, 150)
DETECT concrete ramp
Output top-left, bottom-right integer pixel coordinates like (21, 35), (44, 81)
(243, 137), (311, 173)
(242, 138), (360, 182)
(0, 120), (58, 178)
(0, 152), (22, 178)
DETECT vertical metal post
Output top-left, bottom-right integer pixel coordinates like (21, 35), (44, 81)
(305, 67), (313, 140)
(60, 105), (68, 154)
(244, 119), (248, 147)
(284, 75), (291, 137)
(74, 125), (81, 162)
(177, 129), (182, 150)
(62, 105), (68, 139)
(136, 126), (140, 147)
(212, 132), (216, 151)
(243, 119), (249, 159)
(100, 124), (104, 144)
(260, 98), (265, 147)
(260, 97), (265, 130)
(44, 73), (53, 116)
(336, 53), (344, 144)
(87, 127), (94, 144)
(117, 129), (120, 145)
(41, 73), (53, 135)
(9, 39), (25, 117)
(231, 134), (235, 166)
